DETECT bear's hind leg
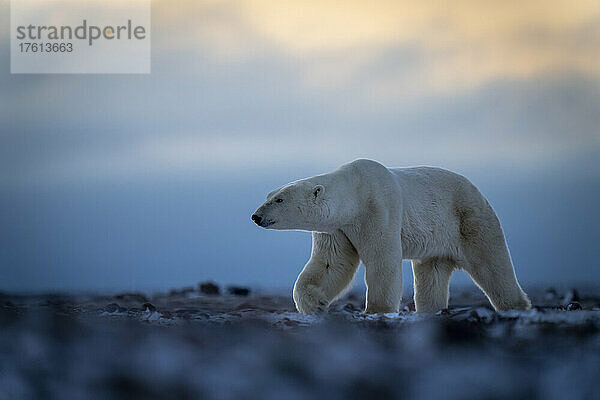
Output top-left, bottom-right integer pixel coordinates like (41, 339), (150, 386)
(461, 254), (531, 311)
(412, 258), (455, 313)
(293, 230), (360, 314)
(458, 208), (531, 311)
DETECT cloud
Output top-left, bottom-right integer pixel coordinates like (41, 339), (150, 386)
(151, 0), (600, 98)
(1, 0), (599, 185)
(2, 71), (598, 185)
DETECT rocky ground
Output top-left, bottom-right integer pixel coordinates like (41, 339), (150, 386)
(1, 284), (600, 400)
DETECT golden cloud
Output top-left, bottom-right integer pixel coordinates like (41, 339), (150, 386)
(152, 0), (600, 101)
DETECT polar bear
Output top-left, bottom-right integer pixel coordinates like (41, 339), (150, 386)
(252, 159), (531, 314)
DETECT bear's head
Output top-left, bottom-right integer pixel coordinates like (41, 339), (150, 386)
(252, 180), (329, 231)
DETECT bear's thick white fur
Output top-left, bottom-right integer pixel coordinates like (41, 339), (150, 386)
(253, 159), (531, 314)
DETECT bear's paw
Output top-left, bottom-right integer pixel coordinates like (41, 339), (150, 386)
(293, 284), (329, 315)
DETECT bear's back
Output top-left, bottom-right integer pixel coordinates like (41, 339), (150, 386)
(390, 166), (477, 198)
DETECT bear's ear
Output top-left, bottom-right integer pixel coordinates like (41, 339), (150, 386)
(312, 185), (324, 201)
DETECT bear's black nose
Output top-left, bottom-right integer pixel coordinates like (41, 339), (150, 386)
(251, 214), (262, 225)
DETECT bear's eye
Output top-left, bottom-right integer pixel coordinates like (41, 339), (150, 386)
(275, 198), (283, 203)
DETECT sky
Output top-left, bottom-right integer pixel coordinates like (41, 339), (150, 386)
(0, 0), (599, 293)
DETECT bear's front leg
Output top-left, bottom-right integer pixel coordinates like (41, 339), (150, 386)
(293, 231), (360, 314)
(361, 238), (403, 314)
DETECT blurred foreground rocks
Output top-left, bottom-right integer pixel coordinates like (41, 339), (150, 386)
(2, 285), (600, 400)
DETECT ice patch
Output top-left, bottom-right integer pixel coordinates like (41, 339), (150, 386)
(263, 312), (322, 327)
(141, 310), (163, 322)
(100, 310), (127, 317)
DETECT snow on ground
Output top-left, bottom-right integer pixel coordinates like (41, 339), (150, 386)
(1, 286), (600, 399)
